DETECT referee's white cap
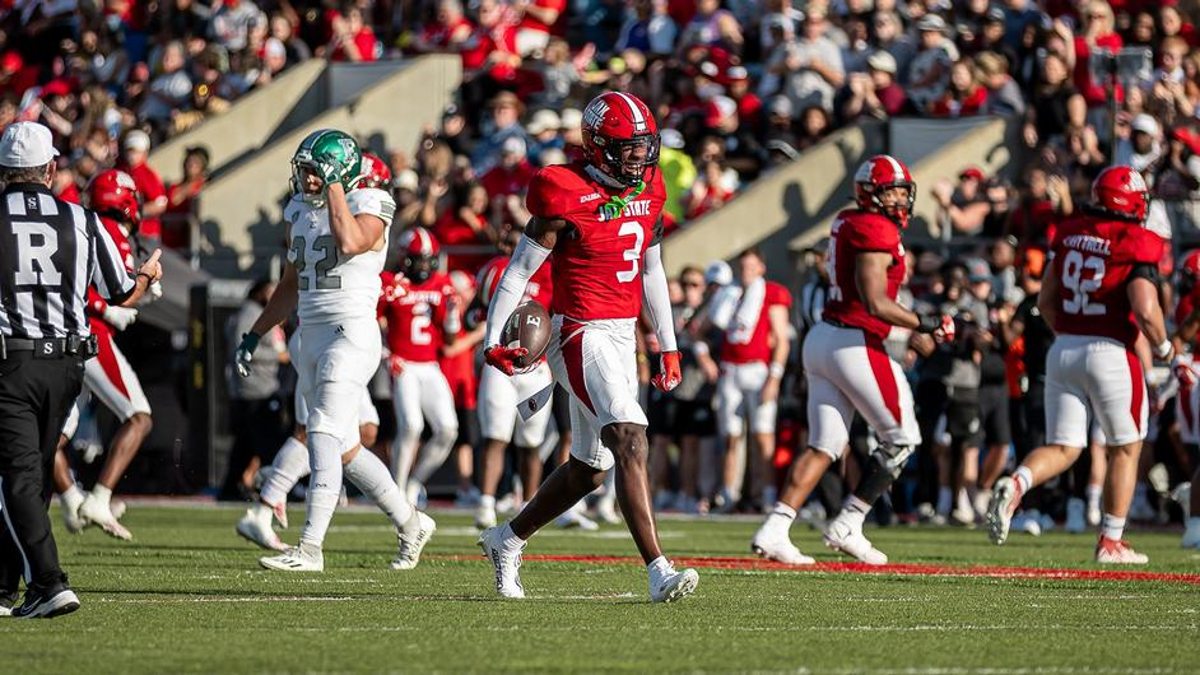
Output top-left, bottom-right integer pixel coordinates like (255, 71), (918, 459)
(0, 121), (60, 168)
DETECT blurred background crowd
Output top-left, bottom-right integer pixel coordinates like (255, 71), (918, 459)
(7, 0), (1199, 531)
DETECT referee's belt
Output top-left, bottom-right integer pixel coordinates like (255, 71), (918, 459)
(0, 334), (98, 360)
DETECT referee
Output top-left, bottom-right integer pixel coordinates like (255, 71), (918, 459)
(0, 122), (162, 619)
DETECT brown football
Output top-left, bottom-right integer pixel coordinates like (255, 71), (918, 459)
(501, 301), (551, 369)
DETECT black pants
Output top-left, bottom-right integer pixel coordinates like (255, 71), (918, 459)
(0, 353), (84, 592)
(220, 397), (286, 500)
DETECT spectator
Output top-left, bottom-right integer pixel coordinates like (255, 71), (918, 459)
(766, 8), (845, 117)
(762, 96), (800, 165)
(1025, 53), (1086, 148)
(328, 7), (380, 62)
(471, 91), (529, 174)
(435, 182), (496, 274)
(685, 160), (737, 219)
(705, 95), (764, 180)
(271, 14), (312, 66)
(616, 0), (679, 57)
(726, 67), (762, 133)
(165, 145), (210, 252)
(480, 137), (537, 206)
(977, 52), (1025, 116)
(140, 41), (192, 132)
(678, 0), (744, 53)
(414, 0), (476, 53)
(525, 109), (564, 160)
(659, 129), (697, 224)
(514, 0), (568, 57)
(928, 58), (988, 118)
(932, 166), (993, 238)
(908, 14), (958, 112)
(872, 11), (916, 84)
(117, 129), (168, 242)
(210, 0), (267, 53)
(1114, 113), (1162, 170)
(796, 105), (832, 151)
(841, 50), (907, 120)
(530, 38), (578, 110)
(1007, 164), (1072, 248)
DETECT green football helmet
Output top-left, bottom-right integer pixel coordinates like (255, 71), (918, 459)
(290, 128), (363, 206)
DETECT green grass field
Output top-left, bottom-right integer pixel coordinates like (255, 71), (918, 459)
(3, 503), (1198, 673)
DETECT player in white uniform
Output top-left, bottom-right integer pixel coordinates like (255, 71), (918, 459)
(234, 129), (434, 572)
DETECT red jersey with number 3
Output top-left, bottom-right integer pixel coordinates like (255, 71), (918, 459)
(379, 271), (456, 362)
(87, 216), (136, 339)
(821, 210), (906, 340)
(1049, 216), (1165, 348)
(525, 163), (667, 321)
(477, 255), (553, 310)
(720, 281), (792, 364)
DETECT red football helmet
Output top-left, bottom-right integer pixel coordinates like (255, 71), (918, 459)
(854, 155), (915, 227)
(399, 227), (440, 283)
(87, 169), (141, 227)
(1090, 165), (1150, 222)
(581, 91), (660, 187)
(1180, 249), (1200, 292)
(360, 151), (393, 190)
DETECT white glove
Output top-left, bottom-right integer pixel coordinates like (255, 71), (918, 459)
(149, 280), (163, 300)
(102, 305), (139, 331)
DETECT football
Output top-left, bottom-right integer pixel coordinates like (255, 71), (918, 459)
(501, 301), (551, 370)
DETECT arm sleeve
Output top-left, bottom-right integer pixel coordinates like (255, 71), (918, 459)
(484, 234), (552, 347)
(89, 211), (137, 304)
(641, 242), (678, 352)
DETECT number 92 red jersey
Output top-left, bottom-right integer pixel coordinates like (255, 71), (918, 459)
(820, 209), (906, 340)
(525, 162), (667, 321)
(1049, 216), (1165, 348)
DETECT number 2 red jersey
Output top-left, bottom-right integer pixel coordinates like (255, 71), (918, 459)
(477, 255), (553, 311)
(1049, 216), (1165, 348)
(525, 162), (666, 321)
(820, 209), (906, 340)
(379, 271), (456, 363)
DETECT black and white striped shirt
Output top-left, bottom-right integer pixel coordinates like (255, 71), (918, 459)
(0, 183), (135, 339)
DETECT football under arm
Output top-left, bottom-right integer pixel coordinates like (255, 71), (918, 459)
(641, 243), (678, 352)
(483, 234), (553, 348)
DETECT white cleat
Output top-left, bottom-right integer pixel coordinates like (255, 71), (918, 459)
(1171, 483), (1192, 520)
(1182, 519), (1200, 549)
(750, 528), (815, 565)
(554, 509), (599, 531)
(1095, 537), (1149, 564)
(110, 499), (127, 520)
(391, 512), (437, 570)
(594, 494), (620, 524)
(649, 565), (699, 603)
(475, 502), (497, 530)
(260, 544), (324, 572)
(823, 518), (887, 565)
(78, 494), (132, 540)
(477, 526), (525, 599)
(236, 509), (287, 551)
(1065, 498), (1087, 534)
(986, 477), (1017, 545)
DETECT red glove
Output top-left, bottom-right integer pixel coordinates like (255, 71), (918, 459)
(485, 344), (528, 376)
(651, 351), (682, 393)
(932, 315), (956, 344)
(387, 354), (406, 377)
(1174, 355), (1195, 389)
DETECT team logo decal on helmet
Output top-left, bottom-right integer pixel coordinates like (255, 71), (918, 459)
(290, 129), (364, 207)
(1090, 165), (1150, 223)
(581, 91), (660, 188)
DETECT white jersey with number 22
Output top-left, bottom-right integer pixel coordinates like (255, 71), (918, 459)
(285, 187), (395, 325)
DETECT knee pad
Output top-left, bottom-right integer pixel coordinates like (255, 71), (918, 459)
(871, 444), (915, 480)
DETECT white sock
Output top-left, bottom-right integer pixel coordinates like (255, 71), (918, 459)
(60, 484), (85, 512)
(1101, 513), (1126, 541)
(480, 494), (496, 510)
(763, 502), (797, 536)
(936, 486), (952, 515)
(91, 483), (113, 508)
(1013, 467), (1033, 496)
(299, 431), (344, 549)
(840, 495), (871, 529)
(1086, 483), (1103, 508)
(344, 448), (417, 536)
(647, 555), (672, 578)
(261, 436), (310, 506)
(499, 522), (525, 551)
(957, 487), (973, 513)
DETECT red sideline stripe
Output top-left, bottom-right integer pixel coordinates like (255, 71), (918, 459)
(1126, 349), (1144, 433)
(96, 334), (130, 399)
(452, 554), (1200, 586)
(865, 334), (901, 426)
(560, 319), (595, 414)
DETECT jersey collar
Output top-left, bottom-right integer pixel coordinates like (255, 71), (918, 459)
(3, 182), (52, 195)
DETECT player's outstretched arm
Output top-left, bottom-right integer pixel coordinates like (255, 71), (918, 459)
(326, 183), (387, 256)
(250, 262), (300, 337)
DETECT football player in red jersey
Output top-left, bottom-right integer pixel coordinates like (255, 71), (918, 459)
(51, 169), (155, 540)
(988, 166), (1170, 564)
(379, 228), (461, 506)
(477, 91), (698, 602)
(751, 155), (955, 566)
(1169, 249), (1200, 548)
(471, 221), (558, 530)
(706, 247), (792, 513)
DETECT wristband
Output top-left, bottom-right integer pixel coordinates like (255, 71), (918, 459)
(137, 271), (154, 283)
(916, 314), (940, 334)
(1154, 340), (1172, 360)
(768, 362), (785, 379)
